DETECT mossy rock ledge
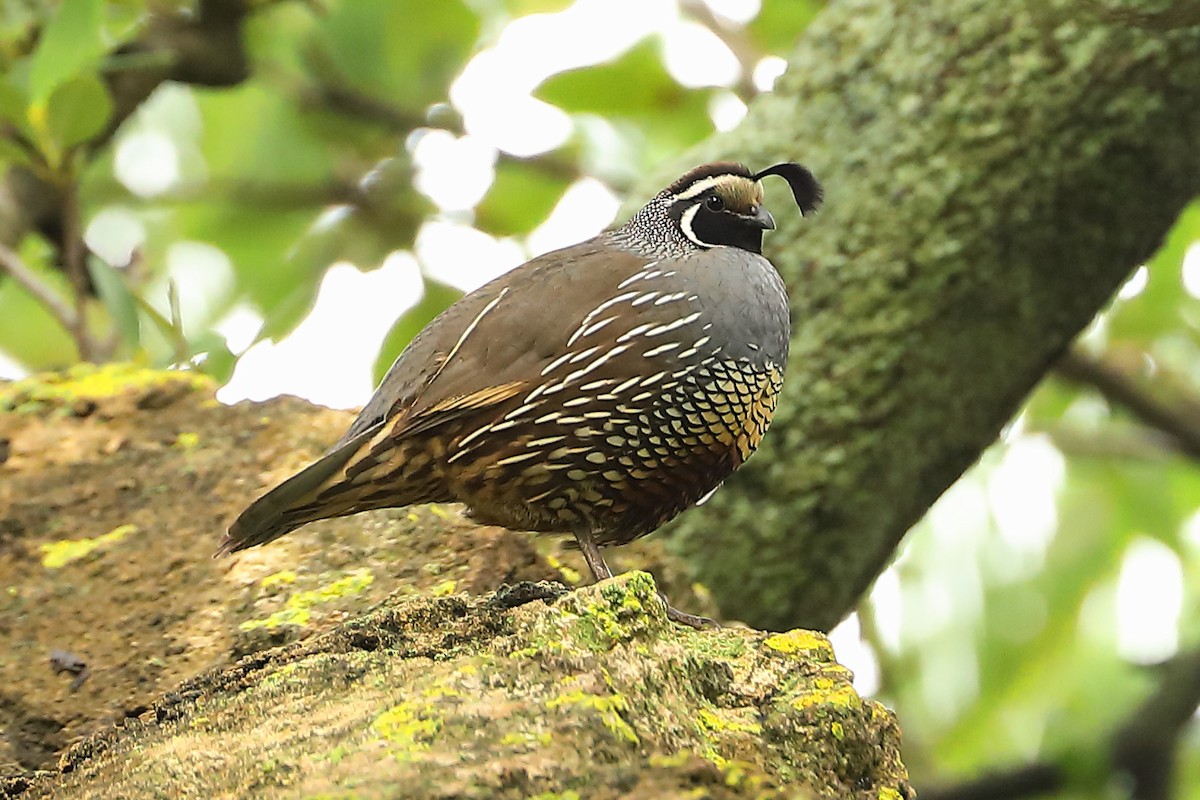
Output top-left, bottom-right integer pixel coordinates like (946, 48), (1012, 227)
(4, 572), (909, 800)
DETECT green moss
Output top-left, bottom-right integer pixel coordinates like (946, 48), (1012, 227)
(547, 690), (639, 745)
(0, 363), (212, 413)
(564, 571), (661, 650)
(40, 524), (137, 569)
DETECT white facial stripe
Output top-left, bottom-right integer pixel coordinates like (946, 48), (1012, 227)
(679, 204), (709, 248)
(674, 173), (750, 201)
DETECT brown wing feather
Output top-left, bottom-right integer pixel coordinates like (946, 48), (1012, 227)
(219, 239), (654, 555)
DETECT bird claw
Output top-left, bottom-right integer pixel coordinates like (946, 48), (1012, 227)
(659, 591), (719, 630)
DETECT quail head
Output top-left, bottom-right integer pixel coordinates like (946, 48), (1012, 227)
(218, 161), (822, 628)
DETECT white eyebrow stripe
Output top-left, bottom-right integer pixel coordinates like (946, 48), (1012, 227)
(673, 173), (753, 200)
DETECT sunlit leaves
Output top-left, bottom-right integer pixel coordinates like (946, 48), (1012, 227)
(27, 0), (106, 104)
(475, 158), (570, 236)
(0, 237), (77, 368)
(45, 73), (113, 153)
(1107, 202), (1200, 348)
(536, 38), (713, 165)
(318, 0), (479, 112)
(746, 0), (824, 56)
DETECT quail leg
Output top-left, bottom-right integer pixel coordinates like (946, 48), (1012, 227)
(572, 529), (717, 630)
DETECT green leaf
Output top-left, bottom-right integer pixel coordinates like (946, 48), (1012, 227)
(1107, 201), (1200, 345)
(45, 72), (113, 151)
(372, 278), (461, 384)
(537, 38), (685, 116)
(28, 0), (106, 103)
(189, 331), (238, 385)
(0, 245), (78, 368)
(86, 255), (140, 353)
(0, 80), (30, 134)
(535, 38), (714, 164)
(318, 0), (479, 111)
(747, 0), (824, 56)
(503, 0), (573, 14)
(0, 138), (36, 169)
(475, 159), (569, 236)
(257, 281), (322, 343)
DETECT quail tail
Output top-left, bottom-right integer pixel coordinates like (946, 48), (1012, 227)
(216, 432), (372, 557)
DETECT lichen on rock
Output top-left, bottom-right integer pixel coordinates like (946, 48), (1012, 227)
(12, 572), (910, 800)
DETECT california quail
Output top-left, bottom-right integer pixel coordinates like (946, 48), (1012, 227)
(217, 161), (821, 627)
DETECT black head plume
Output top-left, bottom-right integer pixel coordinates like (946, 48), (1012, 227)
(753, 163), (822, 216)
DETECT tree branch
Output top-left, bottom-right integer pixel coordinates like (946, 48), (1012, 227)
(658, 0), (1200, 632)
(920, 647), (1200, 800)
(678, 0), (762, 101)
(0, 242), (79, 350)
(1055, 347), (1200, 462)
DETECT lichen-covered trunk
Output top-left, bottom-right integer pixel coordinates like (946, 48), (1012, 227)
(656, 0), (1200, 630)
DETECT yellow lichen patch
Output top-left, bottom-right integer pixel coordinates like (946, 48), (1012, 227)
(546, 554), (582, 586)
(432, 579), (457, 597)
(371, 701), (441, 752)
(260, 570), (298, 589)
(763, 629), (834, 660)
(695, 707), (762, 735)
(792, 682), (861, 713)
(0, 363), (213, 412)
(527, 792), (581, 800)
(878, 789), (904, 800)
(499, 730), (552, 749)
(40, 524), (137, 569)
(547, 690), (639, 745)
(174, 432), (201, 450)
(239, 569), (373, 631)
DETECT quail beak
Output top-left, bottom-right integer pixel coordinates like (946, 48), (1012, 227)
(747, 204), (776, 231)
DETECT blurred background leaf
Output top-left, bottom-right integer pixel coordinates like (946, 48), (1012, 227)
(3, 1), (1200, 797)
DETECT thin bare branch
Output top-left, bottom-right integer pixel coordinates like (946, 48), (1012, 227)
(1055, 347), (1200, 462)
(0, 242), (80, 351)
(920, 648), (1200, 800)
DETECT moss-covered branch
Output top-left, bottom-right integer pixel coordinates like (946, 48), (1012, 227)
(658, 0), (1200, 630)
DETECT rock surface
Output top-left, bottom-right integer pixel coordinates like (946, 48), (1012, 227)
(0, 365), (911, 798)
(15, 573), (909, 799)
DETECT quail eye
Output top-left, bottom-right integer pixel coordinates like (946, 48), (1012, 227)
(706, 195), (725, 211)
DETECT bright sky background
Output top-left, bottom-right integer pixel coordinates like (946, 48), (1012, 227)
(2, 0), (1195, 703)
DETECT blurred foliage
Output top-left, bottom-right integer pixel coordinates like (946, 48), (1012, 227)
(5, 1), (1200, 798)
(0, 0), (819, 382)
(874, 202), (1200, 796)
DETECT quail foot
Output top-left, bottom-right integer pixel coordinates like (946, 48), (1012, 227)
(217, 161), (822, 629)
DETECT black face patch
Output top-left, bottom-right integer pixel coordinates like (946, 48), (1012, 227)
(670, 191), (769, 254)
